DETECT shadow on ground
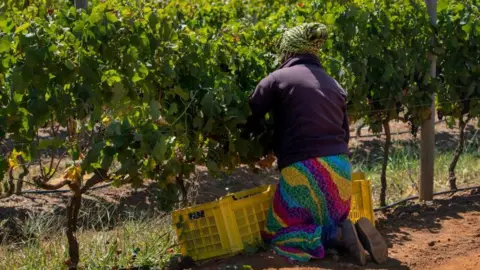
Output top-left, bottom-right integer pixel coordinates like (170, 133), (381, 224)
(196, 248), (408, 270)
(377, 188), (480, 247)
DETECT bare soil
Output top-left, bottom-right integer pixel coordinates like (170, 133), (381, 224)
(198, 189), (480, 270)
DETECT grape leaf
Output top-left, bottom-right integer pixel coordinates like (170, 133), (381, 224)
(0, 36), (9, 53)
(106, 12), (118, 23)
(152, 137), (167, 163)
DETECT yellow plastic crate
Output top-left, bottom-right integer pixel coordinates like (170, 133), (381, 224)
(349, 172), (375, 225)
(172, 200), (230, 260)
(172, 172), (374, 261)
(172, 185), (275, 261)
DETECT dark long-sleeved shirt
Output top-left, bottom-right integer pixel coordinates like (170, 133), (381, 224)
(246, 53), (350, 170)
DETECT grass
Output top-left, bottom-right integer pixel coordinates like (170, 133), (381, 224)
(352, 138), (480, 206)
(0, 215), (175, 270)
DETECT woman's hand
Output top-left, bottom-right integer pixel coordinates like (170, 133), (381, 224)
(256, 153), (276, 169)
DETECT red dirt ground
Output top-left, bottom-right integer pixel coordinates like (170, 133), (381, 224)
(197, 189), (480, 270)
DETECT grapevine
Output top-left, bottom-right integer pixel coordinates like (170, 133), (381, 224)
(436, 0), (480, 190)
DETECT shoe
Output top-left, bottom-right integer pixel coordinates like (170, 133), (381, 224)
(340, 219), (367, 266)
(355, 217), (389, 264)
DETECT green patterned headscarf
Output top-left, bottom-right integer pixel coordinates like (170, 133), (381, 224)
(278, 23), (328, 61)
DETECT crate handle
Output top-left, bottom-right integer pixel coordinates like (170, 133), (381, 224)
(232, 191), (264, 201)
(232, 195), (248, 201)
(188, 210), (205, 220)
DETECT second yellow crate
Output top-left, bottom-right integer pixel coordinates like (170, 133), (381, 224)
(173, 172), (374, 261)
(349, 172), (375, 224)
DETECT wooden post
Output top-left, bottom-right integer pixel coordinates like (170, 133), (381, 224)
(420, 0), (437, 202)
(75, 0), (87, 9)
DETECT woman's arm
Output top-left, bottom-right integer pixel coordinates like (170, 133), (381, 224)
(241, 76), (276, 138)
(342, 107), (352, 159)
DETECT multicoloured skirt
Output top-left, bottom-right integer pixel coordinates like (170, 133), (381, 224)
(262, 155), (352, 262)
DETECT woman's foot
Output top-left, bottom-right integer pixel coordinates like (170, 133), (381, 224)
(355, 217), (389, 264)
(340, 219), (367, 266)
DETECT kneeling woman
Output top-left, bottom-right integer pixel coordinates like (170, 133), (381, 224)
(244, 23), (388, 265)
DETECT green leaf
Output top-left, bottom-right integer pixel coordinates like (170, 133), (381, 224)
(467, 83), (475, 97)
(193, 116), (204, 128)
(224, 92), (233, 105)
(169, 103), (178, 114)
(132, 63), (149, 83)
(201, 93), (214, 115)
(132, 73), (142, 83)
(38, 138), (64, 150)
(152, 137), (167, 163)
(204, 118), (214, 132)
(82, 142), (105, 172)
(150, 100), (161, 120)
(324, 14), (336, 25)
(461, 24), (472, 34)
(20, 112), (29, 131)
(89, 12), (103, 24)
(102, 70), (122, 86)
(112, 82), (125, 103)
(106, 12), (118, 23)
(138, 64), (149, 77)
(149, 12), (159, 29)
(65, 59), (76, 70)
(15, 23), (30, 34)
(101, 147), (114, 169)
(0, 36), (9, 53)
(69, 146), (81, 161)
(127, 46), (139, 61)
(173, 87), (189, 100)
(143, 7), (152, 14)
(437, 0), (449, 12)
(105, 121), (122, 136)
(2, 55), (9, 67)
(13, 93), (23, 103)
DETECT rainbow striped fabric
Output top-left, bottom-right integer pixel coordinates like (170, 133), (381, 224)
(262, 155), (352, 262)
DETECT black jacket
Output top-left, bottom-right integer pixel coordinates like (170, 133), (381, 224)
(245, 53), (350, 170)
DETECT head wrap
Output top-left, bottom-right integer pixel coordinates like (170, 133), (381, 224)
(278, 23), (328, 61)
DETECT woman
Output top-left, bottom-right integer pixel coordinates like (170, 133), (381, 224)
(245, 23), (388, 265)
